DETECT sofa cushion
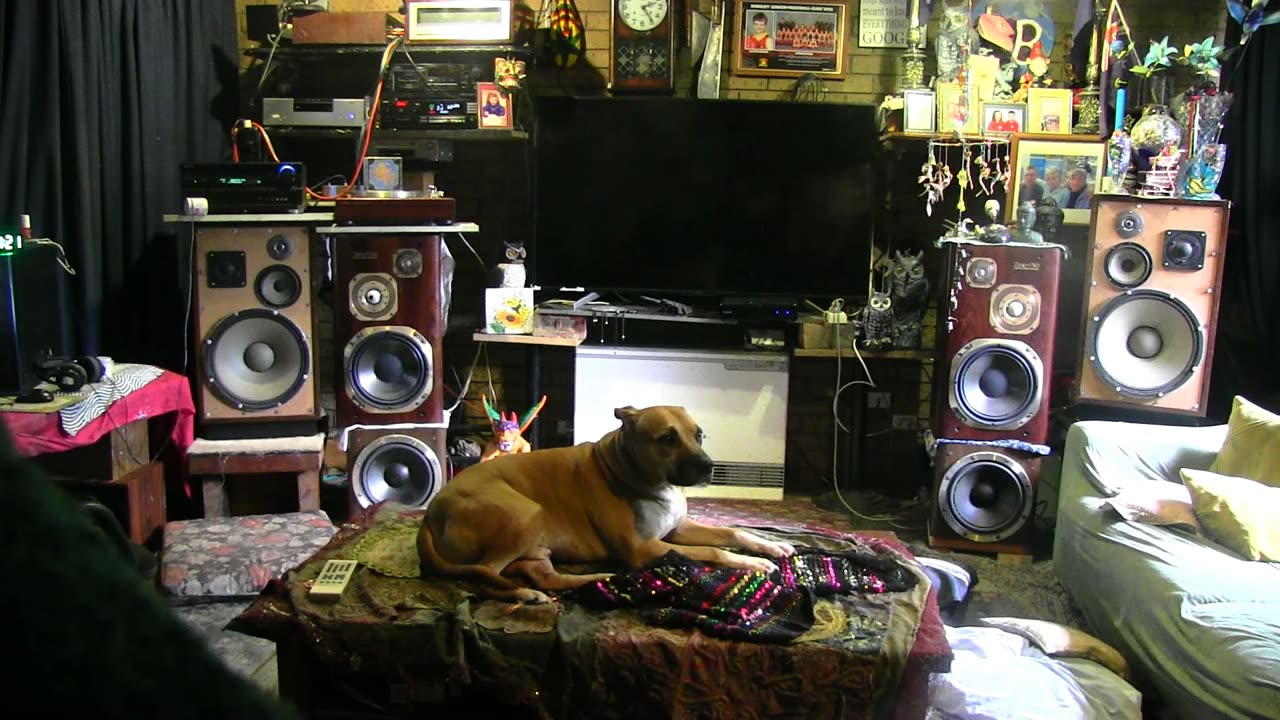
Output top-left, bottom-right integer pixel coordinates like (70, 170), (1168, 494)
(1103, 481), (1201, 533)
(161, 511), (336, 602)
(1182, 468), (1280, 561)
(1210, 396), (1280, 488)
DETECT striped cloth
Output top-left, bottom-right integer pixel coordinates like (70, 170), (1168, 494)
(59, 364), (165, 437)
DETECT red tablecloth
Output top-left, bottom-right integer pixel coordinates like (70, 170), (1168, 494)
(0, 369), (195, 461)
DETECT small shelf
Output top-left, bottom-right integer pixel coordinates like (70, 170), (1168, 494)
(244, 43), (533, 59)
(472, 332), (583, 348)
(792, 348), (935, 361)
(258, 126), (529, 143)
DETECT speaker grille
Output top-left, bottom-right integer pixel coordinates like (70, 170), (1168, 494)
(203, 309), (310, 411)
(343, 326), (434, 412)
(350, 434), (443, 509)
(1088, 290), (1204, 398)
(948, 339), (1044, 431)
(938, 450), (1034, 543)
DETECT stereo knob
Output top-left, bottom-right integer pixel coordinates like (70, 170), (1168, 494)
(277, 164), (298, 184)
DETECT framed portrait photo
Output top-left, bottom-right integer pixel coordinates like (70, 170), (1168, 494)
(903, 90), (936, 134)
(476, 82), (512, 130)
(981, 101), (1026, 137)
(1026, 87), (1074, 135)
(732, 0), (848, 78)
(936, 82), (979, 135)
(1007, 134), (1107, 226)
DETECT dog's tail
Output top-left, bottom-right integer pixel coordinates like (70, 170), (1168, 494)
(416, 522), (533, 603)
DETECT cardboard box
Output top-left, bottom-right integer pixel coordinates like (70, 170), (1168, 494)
(798, 319), (835, 349)
(483, 288), (535, 334)
(533, 312), (587, 340)
(292, 12), (390, 44)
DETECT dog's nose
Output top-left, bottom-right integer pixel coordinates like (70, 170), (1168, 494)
(696, 455), (715, 473)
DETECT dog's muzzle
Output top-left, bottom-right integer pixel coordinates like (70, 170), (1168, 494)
(672, 452), (715, 487)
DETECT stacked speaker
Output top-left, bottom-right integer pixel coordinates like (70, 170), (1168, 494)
(929, 241), (1066, 555)
(1071, 197), (1229, 416)
(193, 225), (322, 439)
(334, 230), (449, 516)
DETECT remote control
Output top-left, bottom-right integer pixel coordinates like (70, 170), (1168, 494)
(309, 559), (358, 601)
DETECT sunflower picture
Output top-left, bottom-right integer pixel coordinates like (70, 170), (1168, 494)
(486, 290), (534, 334)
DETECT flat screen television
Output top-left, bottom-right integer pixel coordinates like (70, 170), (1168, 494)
(531, 95), (880, 301)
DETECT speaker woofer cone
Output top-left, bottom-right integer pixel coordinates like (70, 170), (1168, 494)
(1103, 242), (1153, 289)
(343, 326), (433, 412)
(254, 264), (303, 308)
(938, 450), (1033, 543)
(351, 434), (443, 509)
(949, 339), (1043, 431)
(204, 309), (309, 411)
(1089, 290), (1203, 398)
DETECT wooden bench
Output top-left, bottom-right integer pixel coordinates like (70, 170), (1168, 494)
(187, 434), (325, 518)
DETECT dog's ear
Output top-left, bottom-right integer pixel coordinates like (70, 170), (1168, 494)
(613, 406), (639, 431)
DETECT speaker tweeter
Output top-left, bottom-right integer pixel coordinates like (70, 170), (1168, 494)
(1163, 230), (1206, 270)
(1114, 209), (1145, 238)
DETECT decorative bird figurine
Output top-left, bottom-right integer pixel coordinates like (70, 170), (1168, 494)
(1227, 0), (1280, 47)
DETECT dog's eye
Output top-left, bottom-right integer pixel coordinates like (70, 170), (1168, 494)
(660, 432), (679, 445)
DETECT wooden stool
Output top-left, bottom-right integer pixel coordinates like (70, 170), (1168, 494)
(187, 434), (325, 518)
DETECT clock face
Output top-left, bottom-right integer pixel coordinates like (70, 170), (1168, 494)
(618, 0), (667, 32)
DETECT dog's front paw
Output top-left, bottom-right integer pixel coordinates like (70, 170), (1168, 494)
(514, 588), (553, 605)
(724, 553), (779, 575)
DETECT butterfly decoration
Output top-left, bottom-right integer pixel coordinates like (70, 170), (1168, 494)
(1226, 0), (1280, 49)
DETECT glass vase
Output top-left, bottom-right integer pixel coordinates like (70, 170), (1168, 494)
(1105, 131), (1133, 194)
(1181, 143), (1227, 200)
(1131, 104), (1183, 156)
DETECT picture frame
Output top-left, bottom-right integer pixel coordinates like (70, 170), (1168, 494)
(732, 0), (848, 78)
(476, 82), (512, 130)
(936, 82), (979, 135)
(980, 101), (1026, 137)
(903, 90), (936, 134)
(1026, 87), (1074, 135)
(1007, 134), (1107, 226)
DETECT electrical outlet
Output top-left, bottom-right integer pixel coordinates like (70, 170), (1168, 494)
(892, 414), (917, 430)
(868, 392), (891, 409)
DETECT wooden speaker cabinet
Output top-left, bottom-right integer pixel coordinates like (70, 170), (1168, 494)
(933, 241), (1066, 445)
(334, 232), (444, 427)
(928, 441), (1041, 556)
(193, 225), (320, 430)
(346, 426), (448, 515)
(1073, 196), (1230, 416)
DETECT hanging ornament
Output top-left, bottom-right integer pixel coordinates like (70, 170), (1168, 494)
(546, 0), (586, 69)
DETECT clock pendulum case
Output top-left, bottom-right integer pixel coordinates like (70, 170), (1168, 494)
(609, 0), (676, 93)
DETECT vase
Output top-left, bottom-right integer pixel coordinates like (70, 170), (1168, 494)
(1105, 131), (1133, 194)
(1131, 104), (1183, 156)
(1181, 143), (1227, 200)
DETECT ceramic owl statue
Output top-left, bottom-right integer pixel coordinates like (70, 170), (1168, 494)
(889, 250), (929, 350)
(935, 0), (977, 84)
(859, 291), (895, 350)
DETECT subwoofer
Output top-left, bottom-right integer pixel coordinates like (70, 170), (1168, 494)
(334, 232), (444, 426)
(934, 242), (1066, 444)
(1073, 196), (1230, 416)
(346, 426), (448, 513)
(193, 225), (320, 430)
(928, 441), (1040, 555)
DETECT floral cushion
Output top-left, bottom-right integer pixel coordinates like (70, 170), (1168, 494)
(161, 511), (336, 601)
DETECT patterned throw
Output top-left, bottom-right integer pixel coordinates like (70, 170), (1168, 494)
(572, 547), (918, 644)
(59, 363), (164, 436)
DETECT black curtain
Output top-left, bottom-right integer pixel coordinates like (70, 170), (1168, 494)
(0, 0), (239, 370)
(1214, 9), (1280, 415)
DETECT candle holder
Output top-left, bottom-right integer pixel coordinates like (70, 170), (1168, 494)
(897, 0), (927, 92)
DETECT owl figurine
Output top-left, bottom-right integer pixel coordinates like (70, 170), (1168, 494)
(935, 0), (978, 84)
(858, 291), (895, 350)
(889, 250), (929, 350)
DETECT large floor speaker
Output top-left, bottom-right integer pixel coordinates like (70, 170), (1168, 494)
(934, 242), (1066, 444)
(1073, 196), (1230, 416)
(0, 246), (73, 395)
(193, 225), (320, 430)
(334, 232), (444, 426)
(346, 426), (448, 513)
(928, 441), (1040, 555)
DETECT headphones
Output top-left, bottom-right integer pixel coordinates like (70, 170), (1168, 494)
(34, 355), (107, 392)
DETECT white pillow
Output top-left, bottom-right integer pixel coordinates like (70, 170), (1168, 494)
(1102, 481), (1201, 533)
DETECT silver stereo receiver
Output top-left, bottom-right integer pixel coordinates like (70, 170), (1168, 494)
(263, 97), (368, 128)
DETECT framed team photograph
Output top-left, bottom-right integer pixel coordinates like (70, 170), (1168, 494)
(476, 82), (512, 130)
(936, 82), (979, 135)
(903, 89), (936, 133)
(1007, 134), (1107, 226)
(1026, 87), (1074, 135)
(981, 101), (1026, 137)
(732, 0), (848, 78)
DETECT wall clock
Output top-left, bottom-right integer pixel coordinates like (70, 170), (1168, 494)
(609, 0), (676, 93)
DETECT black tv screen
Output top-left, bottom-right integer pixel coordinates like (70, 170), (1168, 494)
(531, 95), (879, 300)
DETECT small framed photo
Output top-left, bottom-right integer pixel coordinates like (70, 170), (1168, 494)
(476, 82), (511, 130)
(903, 90), (936, 133)
(1008, 134), (1107, 226)
(1026, 87), (1074, 135)
(936, 82), (979, 135)
(981, 101), (1026, 137)
(732, 0), (849, 78)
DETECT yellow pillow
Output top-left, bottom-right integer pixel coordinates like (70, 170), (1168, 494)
(1210, 396), (1280, 488)
(1181, 468), (1280, 561)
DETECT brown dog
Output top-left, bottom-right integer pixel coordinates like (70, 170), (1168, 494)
(417, 405), (796, 603)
